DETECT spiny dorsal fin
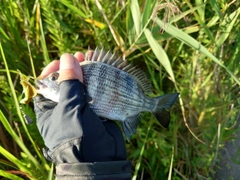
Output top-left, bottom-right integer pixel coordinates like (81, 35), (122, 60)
(85, 47), (152, 94)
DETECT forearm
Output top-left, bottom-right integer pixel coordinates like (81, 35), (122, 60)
(35, 79), (132, 179)
(46, 138), (131, 180)
(55, 161), (132, 180)
(36, 80), (87, 152)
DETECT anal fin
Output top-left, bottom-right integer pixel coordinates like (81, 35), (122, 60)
(121, 115), (140, 140)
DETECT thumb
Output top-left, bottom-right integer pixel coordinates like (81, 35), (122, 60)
(58, 53), (83, 83)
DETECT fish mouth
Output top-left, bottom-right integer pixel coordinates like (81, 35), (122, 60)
(35, 80), (47, 90)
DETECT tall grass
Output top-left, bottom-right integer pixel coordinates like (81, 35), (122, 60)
(0, 0), (239, 179)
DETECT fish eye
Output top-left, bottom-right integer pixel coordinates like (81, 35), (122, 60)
(50, 73), (59, 81)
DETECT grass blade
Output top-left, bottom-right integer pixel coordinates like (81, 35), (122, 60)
(195, 0), (205, 21)
(59, 0), (88, 18)
(37, 1), (50, 64)
(141, 0), (155, 26)
(0, 146), (30, 174)
(0, 169), (24, 180)
(126, 0), (135, 45)
(144, 28), (175, 83)
(130, 0), (141, 36)
(215, 7), (240, 48)
(0, 42), (47, 177)
(184, 1), (214, 42)
(154, 17), (240, 85)
(167, 146), (174, 180)
(209, 0), (222, 19)
(169, 4), (204, 24)
(0, 110), (46, 176)
(47, 163), (54, 180)
(95, 0), (125, 51)
(132, 121), (152, 180)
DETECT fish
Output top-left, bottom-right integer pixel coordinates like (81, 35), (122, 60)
(36, 48), (179, 139)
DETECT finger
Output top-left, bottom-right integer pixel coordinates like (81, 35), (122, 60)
(60, 53), (80, 70)
(58, 53), (83, 83)
(39, 60), (60, 78)
(74, 52), (85, 62)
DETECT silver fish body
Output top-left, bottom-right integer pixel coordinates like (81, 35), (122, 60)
(37, 48), (179, 138)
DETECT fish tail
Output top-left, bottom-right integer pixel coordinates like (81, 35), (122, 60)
(152, 93), (179, 128)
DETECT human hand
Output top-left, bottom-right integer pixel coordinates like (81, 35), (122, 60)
(39, 52), (85, 82)
(33, 52), (127, 163)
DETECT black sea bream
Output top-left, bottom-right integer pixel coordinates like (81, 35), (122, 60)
(36, 48), (179, 139)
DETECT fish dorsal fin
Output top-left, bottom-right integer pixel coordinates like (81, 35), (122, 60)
(84, 47), (152, 94)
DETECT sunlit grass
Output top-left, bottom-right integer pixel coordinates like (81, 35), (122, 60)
(0, 0), (239, 179)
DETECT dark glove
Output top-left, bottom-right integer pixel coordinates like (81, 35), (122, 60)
(34, 80), (127, 163)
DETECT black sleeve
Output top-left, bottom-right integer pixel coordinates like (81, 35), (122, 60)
(34, 80), (132, 179)
(55, 161), (132, 180)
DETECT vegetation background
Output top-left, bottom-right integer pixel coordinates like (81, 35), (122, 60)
(0, 0), (239, 179)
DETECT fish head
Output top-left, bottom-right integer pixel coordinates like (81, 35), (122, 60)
(36, 72), (60, 102)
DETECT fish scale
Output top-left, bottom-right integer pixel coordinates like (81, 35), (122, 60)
(36, 48), (179, 139)
(83, 62), (143, 119)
